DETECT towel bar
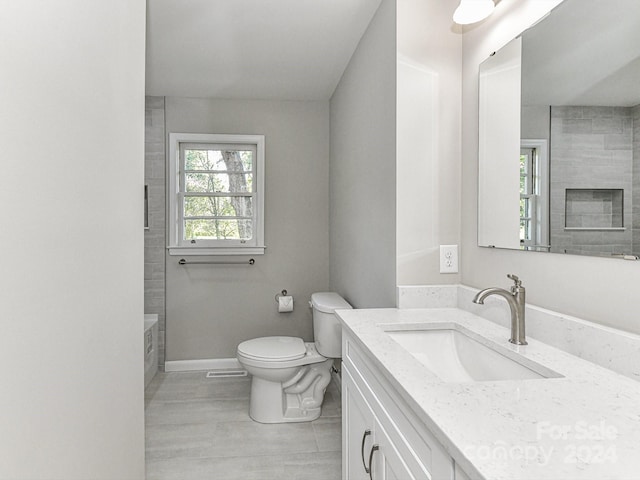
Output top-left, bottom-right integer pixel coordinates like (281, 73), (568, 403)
(178, 258), (255, 266)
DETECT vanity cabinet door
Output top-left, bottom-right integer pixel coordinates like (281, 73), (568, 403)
(343, 366), (376, 480)
(371, 418), (424, 480)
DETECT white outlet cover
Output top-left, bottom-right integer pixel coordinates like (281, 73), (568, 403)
(439, 245), (459, 274)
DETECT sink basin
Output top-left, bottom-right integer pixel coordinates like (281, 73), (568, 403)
(385, 326), (561, 383)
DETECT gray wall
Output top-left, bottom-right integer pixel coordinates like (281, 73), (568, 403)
(521, 105), (550, 139)
(461, 0), (640, 336)
(633, 105), (640, 256)
(329, 0), (397, 308)
(549, 106), (633, 256)
(145, 96), (167, 368)
(0, 1), (145, 477)
(164, 97), (330, 361)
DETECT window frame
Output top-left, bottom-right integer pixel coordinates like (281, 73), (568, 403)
(520, 139), (550, 252)
(167, 133), (265, 256)
(519, 147), (537, 248)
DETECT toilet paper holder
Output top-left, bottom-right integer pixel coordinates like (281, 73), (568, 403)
(274, 290), (289, 303)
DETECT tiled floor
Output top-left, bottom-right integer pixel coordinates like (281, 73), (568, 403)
(145, 371), (342, 479)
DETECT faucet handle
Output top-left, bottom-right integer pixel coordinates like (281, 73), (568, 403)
(507, 274), (522, 287)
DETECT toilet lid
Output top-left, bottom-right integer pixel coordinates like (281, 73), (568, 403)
(237, 336), (306, 361)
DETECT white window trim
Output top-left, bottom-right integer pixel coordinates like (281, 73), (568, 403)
(521, 139), (549, 251)
(167, 133), (266, 256)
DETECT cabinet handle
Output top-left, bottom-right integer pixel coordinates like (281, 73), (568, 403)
(361, 429), (372, 473)
(368, 444), (380, 480)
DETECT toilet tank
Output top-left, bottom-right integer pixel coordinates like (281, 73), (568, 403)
(311, 292), (352, 358)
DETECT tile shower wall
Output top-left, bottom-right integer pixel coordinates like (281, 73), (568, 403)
(550, 106), (634, 256)
(633, 105), (640, 256)
(145, 96), (166, 369)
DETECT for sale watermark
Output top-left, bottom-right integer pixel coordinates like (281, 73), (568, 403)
(536, 420), (618, 442)
(464, 441), (556, 466)
(463, 421), (618, 467)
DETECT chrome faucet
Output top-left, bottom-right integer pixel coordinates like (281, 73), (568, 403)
(472, 274), (527, 345)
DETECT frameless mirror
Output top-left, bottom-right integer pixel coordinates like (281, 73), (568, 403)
(478, 0), (640, 258)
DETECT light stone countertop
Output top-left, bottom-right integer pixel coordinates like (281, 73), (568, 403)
(337, 307), (640, 480)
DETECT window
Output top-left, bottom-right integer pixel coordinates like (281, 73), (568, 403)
(519, 147), (537, 248)
(168, 133), (265, 255)
(519, 139), (550, 252)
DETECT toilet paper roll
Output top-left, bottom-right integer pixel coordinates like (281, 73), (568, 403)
(278, 295), (294, 313)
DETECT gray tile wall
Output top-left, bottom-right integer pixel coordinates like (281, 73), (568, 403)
(633, 105), (640, 256)
(145, 96), (166, 368)
(550, 106), (633, 256)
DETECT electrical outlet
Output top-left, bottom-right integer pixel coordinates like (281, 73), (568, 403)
(439, 245), (459, 274)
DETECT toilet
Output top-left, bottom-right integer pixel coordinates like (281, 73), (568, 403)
(236, 292), (352, 423)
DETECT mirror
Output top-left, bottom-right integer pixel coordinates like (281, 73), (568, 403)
(478, 0), (640, 258)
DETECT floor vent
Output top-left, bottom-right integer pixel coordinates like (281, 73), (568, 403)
(206, 370), (248, 378)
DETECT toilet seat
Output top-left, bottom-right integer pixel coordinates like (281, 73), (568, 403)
(237, 336), (306, 361)
(237, 337), (326, 369)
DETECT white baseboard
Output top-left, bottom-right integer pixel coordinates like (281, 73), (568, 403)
(164, 357), (242, 372)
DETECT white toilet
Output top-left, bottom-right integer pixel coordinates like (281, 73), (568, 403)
(236, 292), (352, 423)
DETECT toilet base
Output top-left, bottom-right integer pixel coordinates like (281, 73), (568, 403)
(248, 359), (333, 423)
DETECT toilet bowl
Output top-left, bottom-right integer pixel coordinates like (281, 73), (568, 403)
(236, 292), (352, 423)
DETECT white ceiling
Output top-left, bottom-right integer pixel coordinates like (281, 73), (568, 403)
(145, 0), (382, 101)
(521, 0), (640, 107)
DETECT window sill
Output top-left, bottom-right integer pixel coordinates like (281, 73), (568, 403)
(168, 246), (266, 256)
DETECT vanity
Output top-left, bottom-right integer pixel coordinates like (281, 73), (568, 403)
(338, 305), (640, 480)
(339, 0), (640, 475)
(341, 317), (468, 480)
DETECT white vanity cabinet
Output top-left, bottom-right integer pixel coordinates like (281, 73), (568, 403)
(343, 367), (422, 479)
(342, 331), (461, 480)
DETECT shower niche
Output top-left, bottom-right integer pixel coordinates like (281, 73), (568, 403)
(564, 188), (624, 230)
(553, 187), (631, 256)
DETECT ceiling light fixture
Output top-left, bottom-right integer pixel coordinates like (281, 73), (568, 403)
(453, 0), (495, 25)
